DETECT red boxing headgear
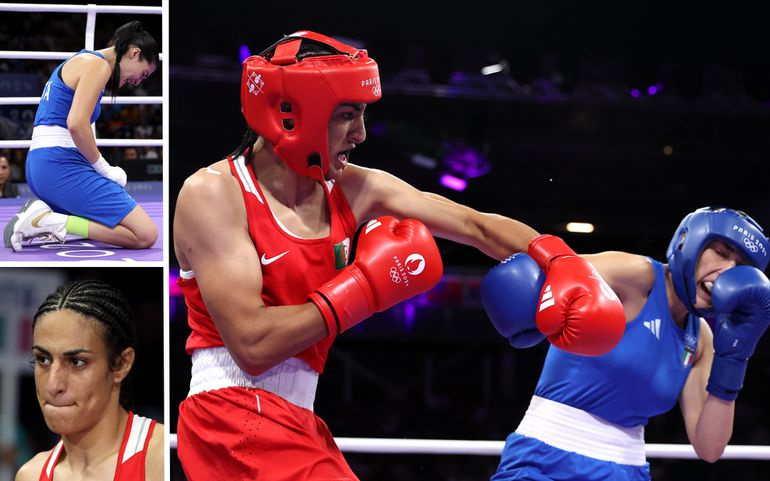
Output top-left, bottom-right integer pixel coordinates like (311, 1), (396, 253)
(241, 31), (382, 180)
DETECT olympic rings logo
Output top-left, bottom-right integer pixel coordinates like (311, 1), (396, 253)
(390, 267), (402, 284)
(744, 237), (759, 253)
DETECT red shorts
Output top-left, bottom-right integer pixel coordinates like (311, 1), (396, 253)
(177, 386), (358, 481)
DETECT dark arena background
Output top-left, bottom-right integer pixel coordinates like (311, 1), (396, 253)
(2, 0), (770, 479)
(167, 2), (770, 480)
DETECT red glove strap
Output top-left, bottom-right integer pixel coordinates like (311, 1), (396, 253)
(308, 291), (340, 338)
(309, 265), (375, 336)
(527, 234), (577, 270)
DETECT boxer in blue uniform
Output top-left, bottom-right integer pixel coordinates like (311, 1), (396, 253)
(482, 207), (770, 480)
(3, 21), (159, 252)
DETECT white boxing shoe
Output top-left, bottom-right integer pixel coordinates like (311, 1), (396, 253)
(3, 198), (66, 252)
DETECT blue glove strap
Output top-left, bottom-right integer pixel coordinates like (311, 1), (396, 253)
(706, 355), (748, 401)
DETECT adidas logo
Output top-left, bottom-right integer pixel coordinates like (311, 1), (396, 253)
(364, 219), (382, 235)
(643, 318), (661, 340)
(539, 285), (555, 312)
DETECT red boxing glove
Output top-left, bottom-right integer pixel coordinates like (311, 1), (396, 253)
(528, 234), (625, 356)
(309, 216), (443, 336)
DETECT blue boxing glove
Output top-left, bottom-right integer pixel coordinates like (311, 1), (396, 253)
(707, 266), (770, 401)
(481, 253), (546, 348)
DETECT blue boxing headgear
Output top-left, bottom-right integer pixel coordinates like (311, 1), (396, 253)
(666, 207), (769, 319)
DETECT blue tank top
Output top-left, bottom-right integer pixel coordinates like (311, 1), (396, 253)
(534, 258), (700, 427)
(34, 50), (104, 128)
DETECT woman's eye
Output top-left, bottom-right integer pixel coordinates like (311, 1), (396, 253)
(32, 356), (50, 367)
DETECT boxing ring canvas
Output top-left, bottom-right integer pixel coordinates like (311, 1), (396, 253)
(0, 182), (162, 263)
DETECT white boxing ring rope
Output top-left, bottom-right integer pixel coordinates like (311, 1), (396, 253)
(0, 139), (163, 148)
(166, 434), (770, 460)
(0, 2), (160, 13)
(0, 96), (161, 105)
(0, 51), (164, 60)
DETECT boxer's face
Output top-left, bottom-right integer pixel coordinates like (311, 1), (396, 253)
(326, 103), (367, 180)
(693, 240), (747, 308)
(119, 47), (156, 88)
(0, 157), (9, 183)
(32, 309), (132, 437)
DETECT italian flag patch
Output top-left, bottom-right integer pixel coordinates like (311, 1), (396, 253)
(682, 348), (694, 367)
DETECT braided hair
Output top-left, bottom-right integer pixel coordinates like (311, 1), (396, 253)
(106, 20), (159, 95)
(33, 280), (136, 408)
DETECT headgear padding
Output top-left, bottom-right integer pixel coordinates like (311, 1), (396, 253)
(666, 207), (769, 319)
(241, 31), (381, 180)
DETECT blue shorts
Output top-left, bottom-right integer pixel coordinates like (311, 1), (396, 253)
(26, 147), (137, 228)
(492, 433), (651, 481)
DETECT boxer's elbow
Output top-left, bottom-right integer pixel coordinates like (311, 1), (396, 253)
(227, 335), (279, 376)
(693, 442), (726, 464)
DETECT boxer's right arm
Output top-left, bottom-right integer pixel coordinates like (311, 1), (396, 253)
(174, 166), (328, 375)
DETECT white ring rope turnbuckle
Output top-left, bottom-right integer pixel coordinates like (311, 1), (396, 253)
(0, 2), (163, 149)
(166, 434), (770, 460)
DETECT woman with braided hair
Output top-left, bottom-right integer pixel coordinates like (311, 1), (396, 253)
(3, 20), (159, 253)
(15, 280), (163, 481)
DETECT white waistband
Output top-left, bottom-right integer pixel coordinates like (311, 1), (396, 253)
(188, 346), (319, 411)
(30, 125), (80, 150)
(516, 396), (646, 466)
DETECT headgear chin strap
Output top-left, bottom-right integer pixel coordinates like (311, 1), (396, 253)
(666, 207), (769, 319)
(241, 31), (382, 181)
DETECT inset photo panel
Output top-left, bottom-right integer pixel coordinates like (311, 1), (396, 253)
(0, 2), (164, 264)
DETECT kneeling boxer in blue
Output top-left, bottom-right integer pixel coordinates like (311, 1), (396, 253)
(482, 206), (770, 481)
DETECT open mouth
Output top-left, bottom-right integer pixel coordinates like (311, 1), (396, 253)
(699, 280), (714, 304)
(335, 150), (351, 169)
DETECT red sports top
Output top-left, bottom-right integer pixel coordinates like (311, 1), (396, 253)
(39, 412), (157, 481)
(178, 155), (358, 373)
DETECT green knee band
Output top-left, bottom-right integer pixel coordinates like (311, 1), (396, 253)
(64, 216), (89, 238)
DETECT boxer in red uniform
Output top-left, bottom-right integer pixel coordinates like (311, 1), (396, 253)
(15, 280), (163, 481)
(173, 30), (625, 481)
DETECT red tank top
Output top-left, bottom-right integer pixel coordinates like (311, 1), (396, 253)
(38, 412), (156, 481)
(179, 155), (358, 373)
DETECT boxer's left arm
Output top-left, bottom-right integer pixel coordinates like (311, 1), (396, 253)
(680, 267), (770, 462)
(340, 164), (539, 259)
(679, 319), (735, 463)
(342, 165), (636, 355)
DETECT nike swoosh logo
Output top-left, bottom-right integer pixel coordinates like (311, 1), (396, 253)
(260, 251), (289, 265)
(31, 212), (50, 228)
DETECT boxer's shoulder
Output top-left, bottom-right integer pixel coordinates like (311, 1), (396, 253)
(582, 251), (654, 304)
(176, 159), (244, 227)
(15, 449), (51, 481)
(181, 160), (240, 201)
